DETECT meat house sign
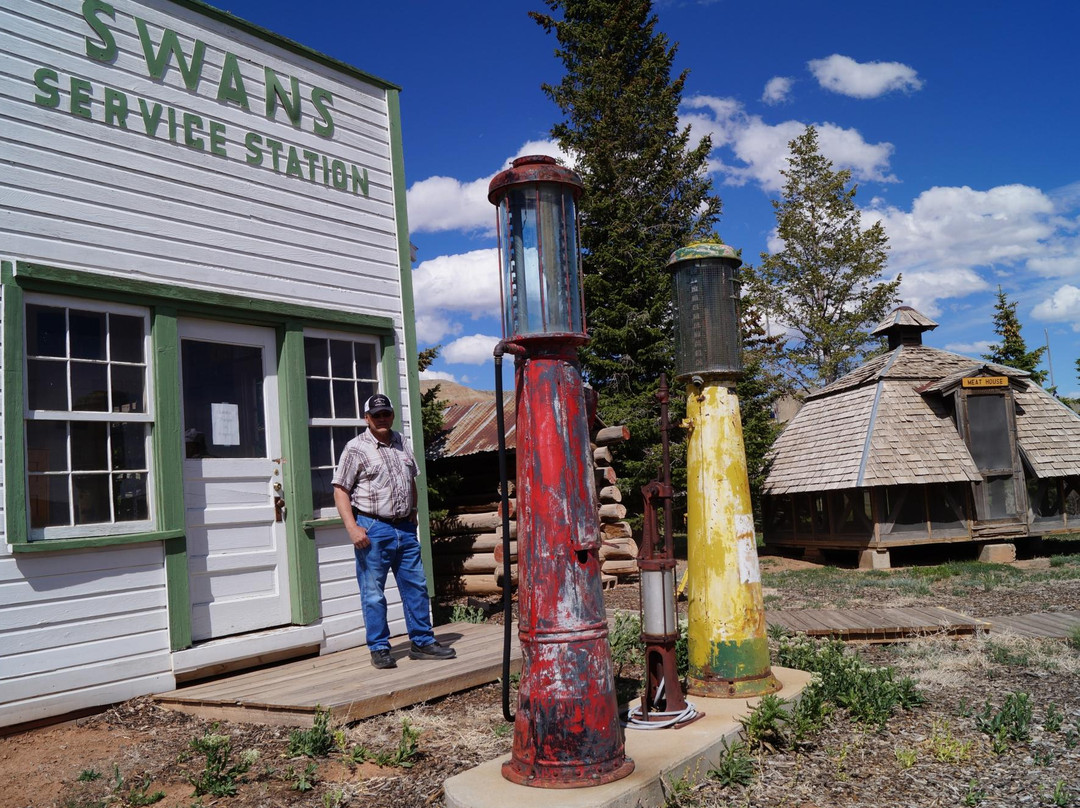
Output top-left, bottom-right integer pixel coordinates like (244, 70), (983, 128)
(28, 0), (371, 196)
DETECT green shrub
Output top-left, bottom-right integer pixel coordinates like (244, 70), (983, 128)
(288, 707), (336, 758)
(608, 611), (643, 674)
(974, 692), (1033, 752)
(739, 693), (789, 752)
(187, 732), (258, 797)
(708, 741), (756, 787)
(450, 603), (486, 623)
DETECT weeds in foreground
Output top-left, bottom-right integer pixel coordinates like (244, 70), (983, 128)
(975, 691), (1033, 753)
(739, 693), (789, 753)
(287, 706), (336, 758)
(187, 730), (258, 797)
(1051, 779), (1073, 807)
(928, 719), (976, 763)
(894, 745), (917, 769)
(449, 603), (486, 624)
(346, 718), (422, 769)
(708, 741), (756, 788)
(608, 611), (643, 675)
(963, 779), (987, 806)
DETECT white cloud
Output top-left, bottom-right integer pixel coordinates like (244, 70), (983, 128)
(895, 268), (989, 318)
(867, 185), (1057, 273)
(682, 95), (895, 191)
(762, 76), (793, 105)
(406, 140), (571, 235)
(412, 248), (500, 342)
(808, 54), (923, 99)
(420, 369), (458, 382)
(1032, 284), (1080, 329)
(442, 333), (501, 365)
(943, 339), (994, 358)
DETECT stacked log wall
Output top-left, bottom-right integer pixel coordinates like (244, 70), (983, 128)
(431, 424), (636, 596)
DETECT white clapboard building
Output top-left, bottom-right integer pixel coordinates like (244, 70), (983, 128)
(0, 0), (429, 729)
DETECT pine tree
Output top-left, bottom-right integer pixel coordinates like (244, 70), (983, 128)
(417, 346), (459, 521)
(532, 0), (721, 513)
(982, 286), (1048, 385)
(747, 126), (899, 393)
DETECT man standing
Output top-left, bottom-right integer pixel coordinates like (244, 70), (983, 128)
(333, 393), (456, 669)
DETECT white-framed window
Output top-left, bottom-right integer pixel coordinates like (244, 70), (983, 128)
(24, 294), (154, 539)
(304, 329), (380, 513)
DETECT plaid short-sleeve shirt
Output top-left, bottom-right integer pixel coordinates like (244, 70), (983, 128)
(332, 428), (418, 520)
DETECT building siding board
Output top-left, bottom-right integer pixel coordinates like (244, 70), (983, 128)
(1, 0), (413, 727)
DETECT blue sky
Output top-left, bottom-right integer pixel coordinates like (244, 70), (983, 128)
(220, 0), (1080, 396)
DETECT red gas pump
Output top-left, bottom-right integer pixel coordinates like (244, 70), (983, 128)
(489, 156), (634, 788)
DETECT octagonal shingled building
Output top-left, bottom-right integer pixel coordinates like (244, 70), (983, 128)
(761, 306), (1080, 566)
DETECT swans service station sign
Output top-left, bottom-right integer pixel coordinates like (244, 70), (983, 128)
(27, 0), (370, 196)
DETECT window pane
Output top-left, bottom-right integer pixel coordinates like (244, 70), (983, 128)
(71, 362), (108, 411)
(27, 359), (68, 410)
(309, 426), (332, 468)
(332, 380), (356, 419)
(311, 468), (334, 511)
(304, 337), (328, 376)
(181, 340), (266, 458)
(69, 310), (107, 360)
(27, 421), (68, 472)
(109, 314), (144, 363)
(73, 473), (111, 524)
(27, 305), (67, 357)
(329, 340), (353, 377)
(355, 343), (376, 379)
(967, 395), (1012, 470)
(357, 380), (377, 405)
(114, 472), (148, 521)
(29, 475), (70, 528)
(307, 378), (331, 419)
(111, 365), (146, 413)
(71, 422), (108, 470)
(984, 475), (1018, 519)
(111, 423), (147, 470)
(333, 426), (361, 459)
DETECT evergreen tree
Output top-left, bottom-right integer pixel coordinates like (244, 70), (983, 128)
(532, 0), (721, 513)
(417, 346), (459, 521)
(982, 286), (1048, 385)
(748, 126), (899, 394)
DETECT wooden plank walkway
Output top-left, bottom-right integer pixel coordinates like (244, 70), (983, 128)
(766, 606), (991, 642)
(985, 610), (1080, 638)
(154, 622), (520, 728)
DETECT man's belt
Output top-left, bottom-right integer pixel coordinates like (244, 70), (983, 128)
(354, 508), (411, 522)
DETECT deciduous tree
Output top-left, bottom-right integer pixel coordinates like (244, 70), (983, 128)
(747, 126), (899, 394)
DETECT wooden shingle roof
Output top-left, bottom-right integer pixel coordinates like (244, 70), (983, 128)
(763, 340), (1080, 495)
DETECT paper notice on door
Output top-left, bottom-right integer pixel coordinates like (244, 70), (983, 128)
(211, 402), (240, 446)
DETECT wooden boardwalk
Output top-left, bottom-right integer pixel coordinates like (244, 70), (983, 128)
(984, 610), (1080, 638)
(766, 606), (990, 642)
(154, 622), (520, 727)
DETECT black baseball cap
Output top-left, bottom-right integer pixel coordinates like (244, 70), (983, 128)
(364, 394), (394, 415)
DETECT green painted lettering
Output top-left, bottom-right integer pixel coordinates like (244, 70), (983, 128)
(182, 112), (204, 150)
(70, 77), (93, 118)
(331, 159), (346, 190)
(83, 0), (117, 62)
(310, 87), (335, 138)
(136, 18), (206, 91)
(138, 98), (163, 136)
(265, 137), (284, 171)
(209, 120), (227, 157)
(104, 87), (128, 128)
(302, 149), (318, 180)
(167, 106), (179, 142)
(33, 67), (61, 108)
(244, 131), (264, 165)
(285, 146), (303, 178)
(321, 155), (330, 184)
(351, 164), (369, 196)
(264, 68), (301, 127)
(216, 52), (249, 110)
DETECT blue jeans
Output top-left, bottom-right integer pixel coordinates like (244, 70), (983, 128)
(353, 514), (435, 651)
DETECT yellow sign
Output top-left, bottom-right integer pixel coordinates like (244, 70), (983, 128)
(962, 376), (1009, 388)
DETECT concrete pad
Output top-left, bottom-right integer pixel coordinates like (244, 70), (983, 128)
(978, 543), (1016, 563)
(443, 666), (811, 808)
(858, 549), (891, 570)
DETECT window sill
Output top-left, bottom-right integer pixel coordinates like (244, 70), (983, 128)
(9, 528), (186, 553)
(302, 516), (346, 531)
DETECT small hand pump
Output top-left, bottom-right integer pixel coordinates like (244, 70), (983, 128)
(629, 373), (701, 729)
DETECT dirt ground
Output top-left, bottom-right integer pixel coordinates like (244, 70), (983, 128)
(4, 547), (1080, 808)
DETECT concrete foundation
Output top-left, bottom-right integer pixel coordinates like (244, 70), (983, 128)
(978, 543), (1016, 564)
(858, 549), (891, 570)
(443, 666), (811, 808)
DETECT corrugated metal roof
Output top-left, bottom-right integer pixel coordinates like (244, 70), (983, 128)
(439, 395), (516, 457)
